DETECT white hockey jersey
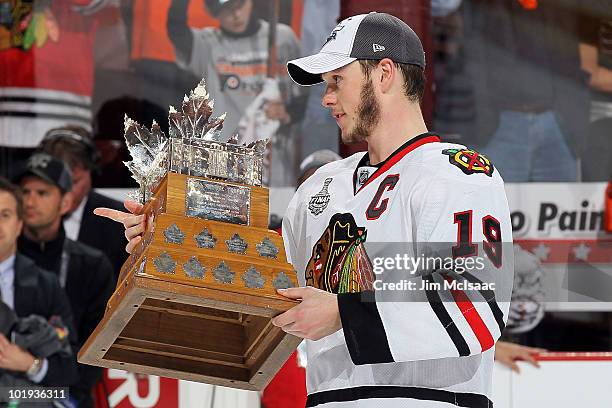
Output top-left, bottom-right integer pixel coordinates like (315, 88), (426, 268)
(282, 133), (513, 407)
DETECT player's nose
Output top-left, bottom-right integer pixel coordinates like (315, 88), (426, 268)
(321, 86), (336, 108)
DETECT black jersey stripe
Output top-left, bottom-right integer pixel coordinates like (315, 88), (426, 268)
(306, 385), (493, 407)
(337, 291), (394, 365)
(423, 275), (471, 356)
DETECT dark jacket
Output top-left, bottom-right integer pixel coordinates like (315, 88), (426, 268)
(13, 253), (78, 387)
(454, 0), (590, 152)
(18, 228), (115, 408)
(79, 190), (129, 279)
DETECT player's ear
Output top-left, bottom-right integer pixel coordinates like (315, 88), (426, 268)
(378, 58), (395, 93)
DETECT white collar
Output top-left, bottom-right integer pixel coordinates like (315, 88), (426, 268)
(67, 195), (88, 225)
(0, 254), (16, 276)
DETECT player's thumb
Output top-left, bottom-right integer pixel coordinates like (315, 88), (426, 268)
(276, 287), (304, 299)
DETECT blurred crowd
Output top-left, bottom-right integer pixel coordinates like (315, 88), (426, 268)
(1, 0), (610, 186)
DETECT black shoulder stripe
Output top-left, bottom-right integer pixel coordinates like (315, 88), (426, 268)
(423, 275), (471, 356)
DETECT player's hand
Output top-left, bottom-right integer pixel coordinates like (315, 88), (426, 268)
(93, 199), (146, 254)
(264, 100), (290, 125)
(272, 286), (341, 340)
(495, 341), (546, 373)
(0, 333), (35, 373)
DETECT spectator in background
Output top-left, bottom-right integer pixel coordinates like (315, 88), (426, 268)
(445, 0), (588, 181)
(431, 0), (482, 143)
(296, 149), (342, 187)
(40, 126), (128, 278)
(167, 0), (308, 186)
(579, 16), (612, 181)
(0, 0), (121, 179)
(481, 0), (588, 182)
(0, 177), (78, 396)
(13, 153), (114, 408)
(298, 0), (340, 159)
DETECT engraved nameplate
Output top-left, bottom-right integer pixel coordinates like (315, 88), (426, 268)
(164, 223), (185, 244)
(242, 266), (265, 289)
(153, 252), (176, 274)
(214, 261), (235, 284)
(194, 228), (217, 249)
(226, 234), (248, 254)
(256, 237), (279, 259)
(183, 256), (206, 279)
(185, 178), (250, 225)
(273, 272), (295, 289)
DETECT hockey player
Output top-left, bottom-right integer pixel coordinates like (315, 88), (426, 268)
(97, 12), (513, 407)
(270, 12), (514, 407)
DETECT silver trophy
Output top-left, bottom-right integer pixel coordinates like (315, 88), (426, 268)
(124, 79), (268, 204)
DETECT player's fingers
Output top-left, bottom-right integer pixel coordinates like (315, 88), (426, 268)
(525, 346), (547, 353)
(283, 329), (305, 338)
(94, 207), (132, 223)
(122, 214), (145, 230)
(0, 334), (9, 349)
(278, 322), (299, 332)
(125, 221), (145, 241)
(522, 351), (541, 368)
(510, 361), (520, 374)
(276, 287), (306, 299)
(124, 199), (144, 215)
(125, 236), (142, 254)
(271, 309), (297, 328)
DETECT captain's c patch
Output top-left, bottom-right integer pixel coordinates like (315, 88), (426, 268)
(442, 148), (494, 177)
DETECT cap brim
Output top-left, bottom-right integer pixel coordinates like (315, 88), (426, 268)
(287, 53), (357, 86)
(14, 169), (59, 190)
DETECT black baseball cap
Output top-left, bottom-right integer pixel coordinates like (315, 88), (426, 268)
(287, 12), (426, 86)
(14, 153), (72, 193)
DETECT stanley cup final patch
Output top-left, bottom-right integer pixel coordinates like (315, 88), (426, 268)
(308, 178), (333, 216)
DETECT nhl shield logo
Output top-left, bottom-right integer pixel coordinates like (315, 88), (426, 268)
(308, 178), (333, 216)
(358, 169), (370, 187)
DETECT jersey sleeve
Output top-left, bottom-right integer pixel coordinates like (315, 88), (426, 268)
(338, 174), (514, 365)
(176, 28), (213, 78)
(282, 190), (306, 286)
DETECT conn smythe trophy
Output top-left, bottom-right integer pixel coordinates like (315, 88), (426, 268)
(78, 81), (301, 390)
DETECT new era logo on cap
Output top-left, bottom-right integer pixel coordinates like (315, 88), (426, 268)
(287, 12), (426, 86)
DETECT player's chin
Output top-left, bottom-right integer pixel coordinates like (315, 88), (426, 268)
(341, 131), (366, 145)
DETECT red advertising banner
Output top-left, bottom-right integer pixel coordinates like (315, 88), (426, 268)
(96, 369), (178, 408)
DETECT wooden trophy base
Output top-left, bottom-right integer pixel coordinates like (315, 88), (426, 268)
(78, 173), (302, 390)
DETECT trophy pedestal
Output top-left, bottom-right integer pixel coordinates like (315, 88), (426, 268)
(78, 173), (302, 390)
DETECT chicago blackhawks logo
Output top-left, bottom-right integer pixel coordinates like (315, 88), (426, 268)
(308, 177), (332, 216)
(442, 148), (494, 177)
(305, 213), (374, 294)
